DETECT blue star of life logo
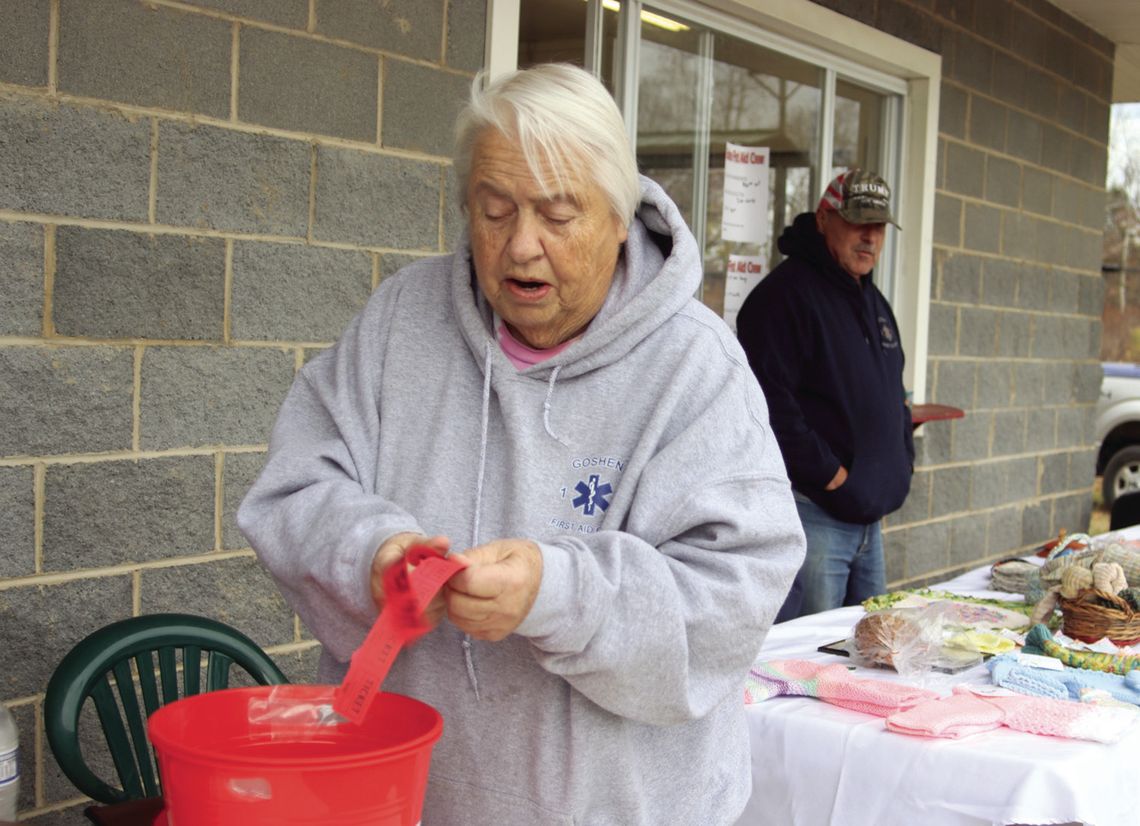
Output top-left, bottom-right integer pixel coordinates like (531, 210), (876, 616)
(572, 474), (612, 516)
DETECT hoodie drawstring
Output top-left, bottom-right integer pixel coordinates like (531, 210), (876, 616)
(461, 343), (494, 700)
(542, 365), (565, 444)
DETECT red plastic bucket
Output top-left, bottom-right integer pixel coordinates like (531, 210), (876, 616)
(147, 685), (441, 825)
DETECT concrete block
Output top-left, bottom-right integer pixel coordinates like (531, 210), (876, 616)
(239, 28), (378, 142)
(926, 301), (958, 355)
(1051, 177), (1082, 224)
(58, 0), (230, 118)
(0, 576), (132, 697)
(54, 228), (225, 340)
(42, 456), (215, 570)
(1021, 167), (1053, 215)
(940, 84), (968, 144)
(893, 469), (931, 524)
(139, 345), (295, 449)
(883, 526), (906, 585)
(176, 0), (309, 28)
(917, 419), (951, 465)
(313, 145), (439, 248)
(991, 51), (1027, 109)
(1025, 71), (1059, 121)
(1005, 456), (1038, 500)
(958, 307), (998, 357)
(933, 193), (962, 246)
(1052, 492), (1088, 536)
(1048, 268), (1080, 314)
(1016, 263), (1051, 310)
(981, 258), (1019, 307)
(1001, 211), (1035, 261)
(446, 0), (486, 71)
(1057, 86), (1086, 134)
(1078, 273), (1104, 316)
(950, 31), (993, 93)
(996, 311), (1031, 357)
(963, 202), (1000, 253)
(1011, 12), (1047, 69)
(156, 121), (310, 236)
(992, 409), (1026, 454)
(987, 505), (1022, 555)
(1073, 361), (1103, 404)
(943, 142), (985, 198)
(949, 514), (988, 569)
(231, 240), (372, 342)
(274, 643), (322, 684)
(974, 1), (1013, 44)
(0, 466), (34, 578)
(0, 0), (50, 87)
(1070, 137), (1106, 188)
(968, 97), (1005, 151)
(1038, 452), (1068, 496)
(316, 0), (444, 62)
(223, 451), (265, 549)
(1046, 361), (1080, 404)
(443, 164), (462, 250)
(974, 359), (1012, 408)
(984, 155), (1020, 207)
(1069, 447), (1097, 490)
(1086, 97), (1110, 145)
(1022, 502), (1050, 547)
(1024, 407), (1056, 450)
(0, 97), (150, 221)
(140, 555), (294, 649)
(940, 252), (981, 302)
(382, 60), (471, 157)
(1005, 110), (1043, 164)
(1040, 123), (1072, 175)
(951, 412), (991, 461)
(0, 346), (133, 457)
(379, 251), (424, 282)
(875, 0), (942, 53)
(1055, 406), (1089, 449)
(902, 520), (950, 579)
(0, 221), (43, 336)
(931, 464), (971, 516)
(934, 359), (976, 408)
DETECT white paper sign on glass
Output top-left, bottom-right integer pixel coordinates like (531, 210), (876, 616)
(721, 144), (770, 245)
(723, 254), (766, 333)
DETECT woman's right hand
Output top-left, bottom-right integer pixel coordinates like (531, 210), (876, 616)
(370, 532), (452, 623)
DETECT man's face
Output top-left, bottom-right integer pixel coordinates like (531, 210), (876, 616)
(466, 129), (628, 350)
(816, 209), (886, 279)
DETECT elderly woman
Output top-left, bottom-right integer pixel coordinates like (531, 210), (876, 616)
(238, 63), (804, 825)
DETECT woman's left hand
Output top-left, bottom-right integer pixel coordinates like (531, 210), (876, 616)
(445, 539), (543, 641)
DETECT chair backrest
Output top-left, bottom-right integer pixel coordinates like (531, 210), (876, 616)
(1111, 490), (1140, 531)
(44, 613), (288, 805)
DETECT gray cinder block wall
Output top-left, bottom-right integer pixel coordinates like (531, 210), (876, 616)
(815, 0), (1109, 586)
(0, 0), (484, 821)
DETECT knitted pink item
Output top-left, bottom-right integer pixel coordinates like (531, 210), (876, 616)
(886, 685), (1138, 743)
(745, 659), (939, 717)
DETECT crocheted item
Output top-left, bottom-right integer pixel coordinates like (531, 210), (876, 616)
(862, 589), (1034, 617)
(986, 653), (1140, 706)
(744, 659), (939, 716)
(990, 557), (1040, 595)
(1022, 624), (1140, 675)
(885, 685), (1137, 743)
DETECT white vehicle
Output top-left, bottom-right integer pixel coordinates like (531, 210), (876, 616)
(1096, 361), (1140, 507)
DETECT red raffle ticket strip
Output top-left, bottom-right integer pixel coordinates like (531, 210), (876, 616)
(333, 546), (465, 724)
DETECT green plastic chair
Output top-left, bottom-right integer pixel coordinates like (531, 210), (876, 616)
(44, 613), (288, 817)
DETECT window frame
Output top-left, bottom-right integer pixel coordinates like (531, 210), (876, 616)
(485, 0), (941, 402)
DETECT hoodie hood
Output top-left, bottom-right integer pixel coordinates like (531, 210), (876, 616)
(451, 175), (702, 381)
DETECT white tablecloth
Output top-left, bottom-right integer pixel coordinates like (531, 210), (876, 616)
(739, 527), (1140, 826)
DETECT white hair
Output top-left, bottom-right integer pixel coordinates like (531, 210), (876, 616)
(454, 63), (641, 225)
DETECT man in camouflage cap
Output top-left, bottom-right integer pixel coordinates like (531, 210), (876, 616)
(736, 168), (914, 620)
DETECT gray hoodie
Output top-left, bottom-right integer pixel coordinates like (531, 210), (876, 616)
(238, 176), (805, 825)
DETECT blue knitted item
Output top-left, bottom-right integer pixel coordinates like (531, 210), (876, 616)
(987, 653), (1140, 706)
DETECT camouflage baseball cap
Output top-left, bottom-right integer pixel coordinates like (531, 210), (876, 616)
(818, 168), (900, 229)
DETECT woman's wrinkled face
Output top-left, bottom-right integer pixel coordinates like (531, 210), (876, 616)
(466, 129), (629, 350)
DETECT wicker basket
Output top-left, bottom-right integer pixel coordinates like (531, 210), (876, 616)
(1059, 588), (1140, 645)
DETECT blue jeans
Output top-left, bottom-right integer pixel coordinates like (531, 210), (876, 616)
(776, 493), (885, 622)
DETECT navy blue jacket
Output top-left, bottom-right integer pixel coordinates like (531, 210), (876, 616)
(736, 212), (913, 525)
